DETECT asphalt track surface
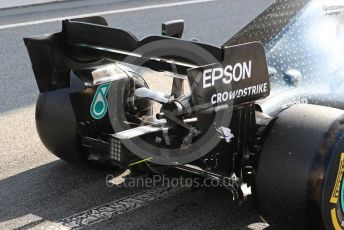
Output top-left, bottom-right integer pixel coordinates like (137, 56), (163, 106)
(0, 0), (276, 229)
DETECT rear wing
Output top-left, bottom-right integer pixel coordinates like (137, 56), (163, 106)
(24, 17), (270, 105)
(24, 17), (221, 92)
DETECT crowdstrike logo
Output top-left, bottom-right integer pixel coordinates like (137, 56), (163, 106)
(210, 83), (268, 105)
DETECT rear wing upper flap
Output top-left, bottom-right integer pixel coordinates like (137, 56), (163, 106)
(62, 18), (140, 53)
(62, 19), (223, 63)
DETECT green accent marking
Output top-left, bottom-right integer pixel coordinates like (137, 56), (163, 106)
(95, 101), (104, 113)
(90, 83), (111, 119)
(129, 157), (153, 167)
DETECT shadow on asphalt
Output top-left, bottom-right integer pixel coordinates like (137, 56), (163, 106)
(0, 160), (268, 230)
(97, 184), (268, 230)
(0, 160), (135, 228)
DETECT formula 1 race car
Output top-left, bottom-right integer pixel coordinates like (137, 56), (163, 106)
(24, 0), (344, 229)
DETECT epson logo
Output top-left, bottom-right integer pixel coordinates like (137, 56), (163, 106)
(203, 61), (252, 89)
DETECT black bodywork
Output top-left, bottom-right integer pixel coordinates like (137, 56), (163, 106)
(24, 0), (344, 187)
(24, 0), (344, 229)
(24, 16), (270, 174)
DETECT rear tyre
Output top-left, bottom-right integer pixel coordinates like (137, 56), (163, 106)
(35, 75), (86, 163)
(255, 104), (344, 229)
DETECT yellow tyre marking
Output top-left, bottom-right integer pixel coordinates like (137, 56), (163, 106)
(331, 208), (342, 230)
(330, 153), (344, 204)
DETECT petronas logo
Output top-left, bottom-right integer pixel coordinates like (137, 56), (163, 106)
(90, 83), (111, 119)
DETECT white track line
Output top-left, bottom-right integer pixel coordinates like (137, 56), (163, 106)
(36, 186), (187, 230)
(0, 0), (217, 30)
